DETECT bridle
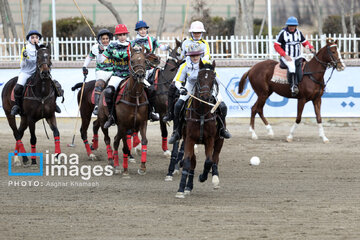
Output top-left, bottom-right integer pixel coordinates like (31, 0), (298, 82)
(37, 47), (52, 79)
(129, 49), (146, 81)
(313, 44), (341, 69)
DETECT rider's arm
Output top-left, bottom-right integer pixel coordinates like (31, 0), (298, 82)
(83, 45), (96, 67)
(174, 62), (187, 90)
(274, 30), (286, 57)
(202, 40), (211, 61)
(300, 31), (314, 50)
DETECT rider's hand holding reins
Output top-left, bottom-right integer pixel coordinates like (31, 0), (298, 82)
(180, 87), (188, 96)
(82, 67), (88, 76)
(22, 49), (28, 59)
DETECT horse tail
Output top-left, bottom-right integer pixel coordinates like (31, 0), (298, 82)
(71, 82), (83, 91)
(238, 70), (250, 94)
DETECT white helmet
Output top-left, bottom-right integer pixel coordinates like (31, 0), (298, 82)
(189, 21), (206, 33)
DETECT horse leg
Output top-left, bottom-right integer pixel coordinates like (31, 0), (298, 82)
(287, 98), (306, 142)
(28, 120), (38, 167)
(121, 135), (131, 177)
(249, 100), (259, 140)
(90, 119), (99, 151)
(165, 140), (180, 181)
(199, 139), (215, 183)
(132, 131), (141, 158)
(313, 97), (329, 143)
(101, 126), (113, 166)
(184, 155), (196, 195)
(126, 131), (135, 163)
(137, 121), (148, 175)
(176, 138), (195, 198)
(80, 112), (96, 160)
(15, 117), (29, 166)
(112, 129), (122, 175)
(46, 115), (61, 155)
(258, 92), (274, 138)
(160, 121), (171, 158)
(212, 138), (224, 189)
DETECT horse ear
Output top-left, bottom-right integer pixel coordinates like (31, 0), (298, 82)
(199, 59), (204, 69)
(212, 60), (216, 69)
(142, 45), (146, 53)
(335, 39), (338, 45)
(175, 38), (181, 46)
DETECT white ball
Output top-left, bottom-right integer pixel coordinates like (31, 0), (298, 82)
(250, 156), (260, 166)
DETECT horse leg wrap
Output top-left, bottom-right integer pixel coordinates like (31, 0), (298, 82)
(54, 136), (61, 154)
(123, 153), (128, 170)
(113, 151), (119, 167)
(83, 139), (92, 156)
(91, 134), (99, 150)
(162, 137), (168, 151)
(133, 132), (141, 147)
(17, 140), (26, 153)
(186, 170), (194, 191)
(106, 145), (113, 160)
(14, 142), (19, 155)
(141, 145), (147, 163)
(212, 163), (219, 176)
(178, 170), (188, 192)
(31, 145), (37, 164)
(126, 135), (132, 152)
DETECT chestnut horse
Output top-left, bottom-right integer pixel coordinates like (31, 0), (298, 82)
(175, 60), (224, 198)
(238, 39), (345, 142)
(97, 45), (149, 176)
(2, 43), (61, 166)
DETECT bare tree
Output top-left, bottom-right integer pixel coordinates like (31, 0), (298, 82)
(234, 0), (254, 37)
(350, 0), (355, 35)
(23, 0), (42, 33)
(314, 0), (323, 35)
(340, 0), (347, 35)
(0, 0), (10, 40)
(156, 0), (166, 38)
(98, 0), (123, 24)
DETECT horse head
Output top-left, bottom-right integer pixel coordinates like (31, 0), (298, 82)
(317, 38), (345, 72)
(145, 53), (160, 69)
(168, 38), (183, 61)
(196, 60), (216, 102)
(35, 43), (52, 79)
(129, 45), (147, 82)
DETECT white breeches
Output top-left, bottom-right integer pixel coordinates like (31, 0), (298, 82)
(95, 70), (113, 82)
(17, 72), (32, 86)
(108, 76), (126, 89)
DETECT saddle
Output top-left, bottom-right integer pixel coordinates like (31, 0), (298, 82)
(93, 78), (129, 106)
(10, 74), (36, 102)
(271, 58), (306, 84)
(147, 68), (160, 88)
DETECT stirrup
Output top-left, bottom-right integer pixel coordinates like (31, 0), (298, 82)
(168, 131), (180, 144)
(162, 113), (173, 122)
(220, 128), (232, 139)
(92, 105), (99, 115)
(149, 112), (159, 122)
(104, 115), (115, 129)
(55, 104), (61, 113)
(10, 105), (21, 116)
(291, 85), (299, 96)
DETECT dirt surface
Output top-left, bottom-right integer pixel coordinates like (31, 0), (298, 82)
(1, 117), (360, 240)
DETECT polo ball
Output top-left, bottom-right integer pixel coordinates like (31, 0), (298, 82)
(250, 156), (260, 166)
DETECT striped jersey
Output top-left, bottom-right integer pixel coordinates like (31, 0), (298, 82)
(103, 41), (130, 78)
(275, 27), (306, 58)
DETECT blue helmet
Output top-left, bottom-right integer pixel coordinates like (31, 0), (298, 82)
(135, 20), (149, 31)
(26, 30), (42, 40)
(285, 16), (299, 26)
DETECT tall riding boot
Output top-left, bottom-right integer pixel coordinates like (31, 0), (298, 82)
(93, 85), (103, 115)
(10, 84), (24, 116)
(163, 84), (178, 122)
(218, 102), (231, 139)
(145, 87), (160, 121)
(53, 79), (63, 113)
(168, 99), (185, 144)
(289, 73), (298, 96)
(103, 86), (115, 129)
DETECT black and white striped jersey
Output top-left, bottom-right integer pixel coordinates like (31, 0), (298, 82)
(275, 27), (306, 58)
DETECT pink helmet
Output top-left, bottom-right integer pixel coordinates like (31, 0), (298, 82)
(189, 21), (206, 33)
(114, 24), (129, 35)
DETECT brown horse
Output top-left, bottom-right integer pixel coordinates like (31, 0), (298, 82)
(175, 60), (224, 198)
(97, 45), (149, 176)
(2, 43), (61, 166)
(70, 52), (160, 161)
(238, 38), (345, 143)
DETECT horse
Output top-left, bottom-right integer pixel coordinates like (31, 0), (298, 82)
(175, 60), (224, 198)
(238, 38), (345, 143)
(70, 52), (161, 161)
(2, 43), (61, 166)
(97, 45), (149, 176)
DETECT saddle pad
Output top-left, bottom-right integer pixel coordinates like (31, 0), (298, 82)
(271, 63), (288, 84)
(10, 85), (29, 102)
(154, 69), (160, 91)
(91, 79), (130, 106)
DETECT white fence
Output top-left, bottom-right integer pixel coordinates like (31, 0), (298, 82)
(0, 34), (359, 61)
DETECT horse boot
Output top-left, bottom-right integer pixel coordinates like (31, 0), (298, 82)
(144, 86), (160, 122)
(103, 86), (116, 129)
(10, 84), (24, 116)
(217, 102), (232, 139)
(93, 81), (105, 115)
(168, 99), (185, 144)
(163, 84), (178, 122)
(289, 73), (299, 97)
(53, 79), (63, 113)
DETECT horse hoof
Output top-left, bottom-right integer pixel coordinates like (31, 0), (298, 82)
(135, 145), (142, 155)
(31, 164), (38, 170)
(184, 189), (191, 195)
(164, 175), (173, 182)
(286, 136), (293, 142)
(163, 150), (171, 158)
(251, 134), (258, 140)
(172, 169), (180, 175)
(212, 175), (220, 189)
(198, 174), (207, 183)
(323, 138), (329, 143)
(14, 156), (21, 167)
(129, 157), (136, 163)
(175, 192), (185, 199)
(122, 171), (130, 179)
(137, 168), (146, 175)
(88, 153), (97, 161)
(114, 166), (121, 175)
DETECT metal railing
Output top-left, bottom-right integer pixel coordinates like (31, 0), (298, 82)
(1, 34), (359, 61)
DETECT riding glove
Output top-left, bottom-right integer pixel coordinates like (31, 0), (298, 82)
(180, 87), (188, 96)
(82, 67), (88, 76)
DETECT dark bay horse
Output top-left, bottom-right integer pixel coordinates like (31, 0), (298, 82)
(2, 43), (61, 166)
(238, 38), (345, 142)
(71, 52), (160, 161)
(97, 45), (149, 176)
(176, 60), (224, 198)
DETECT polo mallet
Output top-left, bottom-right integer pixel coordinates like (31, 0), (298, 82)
(67, 75), (87, 147)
